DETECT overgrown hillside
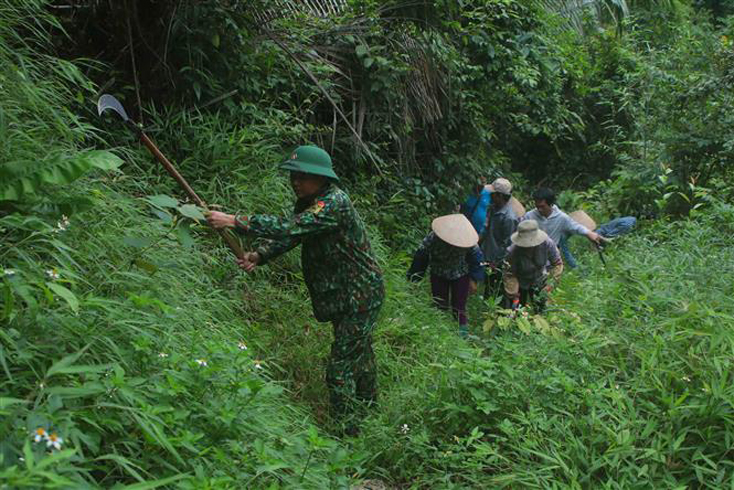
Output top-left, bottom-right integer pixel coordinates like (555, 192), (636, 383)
(2, 0), (734, 488)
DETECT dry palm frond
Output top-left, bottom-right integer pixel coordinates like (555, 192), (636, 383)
(535, 0), (629, 33)
(399, 32), (447, 126)
(252, 0), (349, 25)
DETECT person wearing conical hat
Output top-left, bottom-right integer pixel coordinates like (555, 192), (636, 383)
(207, 145), (384, 435)
(408, 214), (484, 337)
(480, 177), (519, 300)
(503, 219), (564, 311)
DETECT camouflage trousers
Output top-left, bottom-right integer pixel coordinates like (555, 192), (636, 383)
(326, 306), (381, 427)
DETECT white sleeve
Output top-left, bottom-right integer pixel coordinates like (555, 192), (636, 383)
(565, 214), (590, 236)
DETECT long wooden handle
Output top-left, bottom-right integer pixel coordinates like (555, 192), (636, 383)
(138, 132), (245, 260)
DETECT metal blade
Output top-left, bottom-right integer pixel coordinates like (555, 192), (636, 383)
(97, 94), (129, 122)
(596, 244), (608, 267)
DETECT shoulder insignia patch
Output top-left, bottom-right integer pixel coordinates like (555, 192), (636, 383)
(306, 200), (326, 214)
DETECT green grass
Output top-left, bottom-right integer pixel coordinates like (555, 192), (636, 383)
(360, 208), (734, 488)
(3, 2), (734, 487)
(4, 110), (734, 488)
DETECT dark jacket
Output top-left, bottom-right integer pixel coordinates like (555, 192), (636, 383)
(408, 232), (484, 282)
(481, 202), (518, 264)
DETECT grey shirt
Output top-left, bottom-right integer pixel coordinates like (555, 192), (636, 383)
(481, 202), (518, 264)
(522, 205), (589, 245)
(507, 238), (562, 289)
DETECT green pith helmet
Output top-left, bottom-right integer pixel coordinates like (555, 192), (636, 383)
(280, 145), (339, 181)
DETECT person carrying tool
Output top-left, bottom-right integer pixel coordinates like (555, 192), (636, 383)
(206, 145), (384, 436)
(522, 188), (604, 267)
(408, 214), (484, 338)
(480, 178), (519, 300)
(503, 219), (563, 312)
(562, 212), (637, 268)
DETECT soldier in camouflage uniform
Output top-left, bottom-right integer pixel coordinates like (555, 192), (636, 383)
(207, 145), (384, 433)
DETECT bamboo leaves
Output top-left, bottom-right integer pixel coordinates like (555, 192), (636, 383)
(0, 150), (123, 202)
(45, 282), (79, 313)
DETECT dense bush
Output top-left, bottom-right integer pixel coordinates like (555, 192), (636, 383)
(4, 0), (734, 488)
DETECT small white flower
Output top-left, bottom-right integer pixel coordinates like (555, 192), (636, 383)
(46, 432), (63, 450)
(158, 352), (169, 358)
(195, 359), (208, 367)
(682, 375), (691, 382)
(38, 382), (45, 390)
(400, 424), (410, 434)
(46, 269), (60, 280)
(56, 215), (70, 232)
(238, 342), (247, 351)
(32, 428), (48, 443)
(254, 361), (263, 370)
(3, 269), (15, 277)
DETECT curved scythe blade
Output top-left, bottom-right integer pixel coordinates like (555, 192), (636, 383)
(97, 94), (130, 122)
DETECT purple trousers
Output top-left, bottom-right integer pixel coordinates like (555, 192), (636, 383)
(430, 274), (470, 325)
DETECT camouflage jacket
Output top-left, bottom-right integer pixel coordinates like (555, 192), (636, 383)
(234, 184), (384, 322)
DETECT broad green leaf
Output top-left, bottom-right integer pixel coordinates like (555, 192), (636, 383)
(0, 397), (27, 410)
(131, 412), (184, 464)
(497, 316), (512, 330)
(46, 383), (106, 397)
(44, 364), (110, 376)
(117, 474), (188, 489)
(35, 449), (76, 470)
(94, 454), (146, 483)
(177, 204), (206, 221)
(175, 222), (195, 249)
(146, 195), (179, 208)
(0, 345), (13, 381)
(85, 150), (124, 171)
(533, 316), (552, 333)
(2, 281), (14, 321)
(23, 440), (34, 470)
(0, 150), (123, 201)
(133, 259), (158, 274)
(127, 294), (170, 313)
(151, 209), (173, 224)
(517, 317), (532, 334)
(46, 282), (79, 313)
(122, 236), (154, 249)
(46, 345), (91, 378)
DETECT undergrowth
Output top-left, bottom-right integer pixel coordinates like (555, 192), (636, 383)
(3, 1), (734, 488)
(4, 129), (734, 488)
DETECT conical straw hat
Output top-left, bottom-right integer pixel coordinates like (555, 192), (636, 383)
(511, 219), (548, 248)
(510, 196), (526, 218)
(569, 210), (596, 231)
(431, 214), (479, 248)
